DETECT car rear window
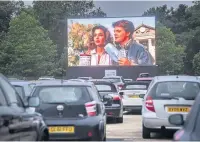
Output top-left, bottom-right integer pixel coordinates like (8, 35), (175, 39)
(149, 81), (200, 100)
(95, 84), (117, 92)
(36, 86), (91, 103)
(124, 84), (148, 90)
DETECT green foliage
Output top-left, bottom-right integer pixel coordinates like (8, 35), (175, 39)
(156, 24), (185, 75)
(32, 1), (106, 58)
(0, 11), (57, 77)
(193, 52), (200, 75)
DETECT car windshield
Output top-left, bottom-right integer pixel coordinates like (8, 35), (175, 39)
(14, 86), (24, 98)
(103, 78), (121, 83)
(124, 84), (148, 90)
(150, 81), (200, 100)
(37, 86), (90, 103)
(95, 84), (117, 92)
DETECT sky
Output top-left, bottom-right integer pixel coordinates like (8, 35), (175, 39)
(24, 1), (194, 17)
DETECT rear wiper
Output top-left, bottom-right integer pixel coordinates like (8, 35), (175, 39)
(161, 96), (179, 100)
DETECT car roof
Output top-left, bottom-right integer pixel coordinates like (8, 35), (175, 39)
(103, 76), (122, 78)
(35, 80), (93, 87)
(153, 75), (200, 83)
(89, 80), (113, 85)
(10, 80), (32, 86)
(125, 81), (150, 85)
(136, 77), (153, 81)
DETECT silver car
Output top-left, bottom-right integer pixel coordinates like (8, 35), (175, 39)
(141, 75), (200, 139)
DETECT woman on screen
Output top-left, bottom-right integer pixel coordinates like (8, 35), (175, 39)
(89, 25), (114, 66)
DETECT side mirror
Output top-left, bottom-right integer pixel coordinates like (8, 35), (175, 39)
(119, 92), (124, 96)
(139, 94), (145, 98)
(28, 97), (40, 107)
(168, 114), (184, 126)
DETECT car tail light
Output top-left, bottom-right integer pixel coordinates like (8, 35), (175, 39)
(85, 101), (97, 117)
(145, 96), (155, 112)
(174, 129), (184, 141)
(118, 85), (123, 90)
(113, 95), (121, 101)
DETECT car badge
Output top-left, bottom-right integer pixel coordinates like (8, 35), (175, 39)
(57, 105), (64, 111)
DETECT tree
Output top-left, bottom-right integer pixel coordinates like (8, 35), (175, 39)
(193, 52), (200, 75)
(0, 1), (24, 40)
(0, 10), (57, 77)
(156, 23), (185, 75)
(32, 1), (106, 60)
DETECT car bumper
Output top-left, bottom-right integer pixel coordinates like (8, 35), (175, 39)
(143, 112), (181, 130)
(44, 117), (105, 140)
(123, 105), (142, 111)
(105, 107), (121, 118)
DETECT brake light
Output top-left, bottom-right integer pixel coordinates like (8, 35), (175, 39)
(85, 101), (97, 117)
(118, 85), (123, 90)
(145, 96), (155, 112)
(113, 95), (121, 101)
(174, 129), (184, 141)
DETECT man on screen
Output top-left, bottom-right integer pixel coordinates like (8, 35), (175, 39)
(112, 20), (153, 66)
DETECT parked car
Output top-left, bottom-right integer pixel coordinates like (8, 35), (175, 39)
(124, 79), (133, 82)
(0, 73), (48, 141)
(90, 79), (123, 123)
(139, 73), (150, 78)
(119, 81), (149, 112)
(168, 89), (200, 141)
(102, 76), (125, 90)
(29, 80), (106, 141)
(78, 77), (93, 80)
(38, 76), (55, 80)
(10, 80), (36, 104)
(140, 75), (200, 139)
(136, 77), (153, 83)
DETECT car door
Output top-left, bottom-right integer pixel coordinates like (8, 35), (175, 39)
(0, 75), (39, 141)
(0, 87), (15, 141)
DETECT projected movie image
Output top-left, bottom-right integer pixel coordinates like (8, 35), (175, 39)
(67, 17), (156, 66)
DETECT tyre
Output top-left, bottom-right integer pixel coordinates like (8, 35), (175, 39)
(142, 124), (151, 139)
(116, 116), (123, 123)
(103, 136), (106, 141)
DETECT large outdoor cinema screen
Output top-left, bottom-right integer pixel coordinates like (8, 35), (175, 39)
(67, 16), (156, 67)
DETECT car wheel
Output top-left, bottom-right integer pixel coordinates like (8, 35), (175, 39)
(103, 136), (106, 141)
(116, 116), (123, 123)
(142, 124), (151, 139)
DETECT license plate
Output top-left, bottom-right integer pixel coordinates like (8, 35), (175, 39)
(48, 126), (75, 133)
(129, 95), (139, 98)
(167, 107), (190, 112)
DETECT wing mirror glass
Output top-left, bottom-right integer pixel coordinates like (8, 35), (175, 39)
(28, 97), (39, 107)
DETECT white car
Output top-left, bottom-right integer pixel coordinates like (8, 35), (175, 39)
(103, 76), (125, 90)
(141, 75), (200, 139)
(119, 81), (149, 112)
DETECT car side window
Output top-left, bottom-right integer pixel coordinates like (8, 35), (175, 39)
(0, 77), (23, 107)
(87, 86), (101, 102)
(93, 85), (102, 100)
(0, 88), (7, 106)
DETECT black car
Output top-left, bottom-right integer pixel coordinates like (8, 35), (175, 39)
(28, 80), (106, 141)
(0, 73), (48, 141)
(90, 79), (123, 123)
(168, 90), (200, 141)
